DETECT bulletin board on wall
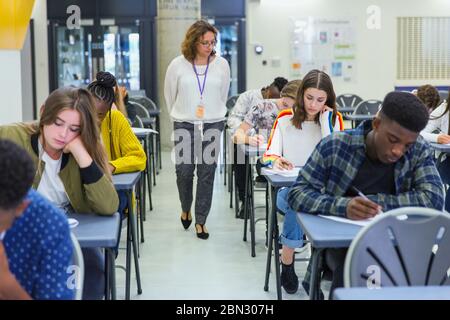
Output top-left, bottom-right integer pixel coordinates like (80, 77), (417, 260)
(290, 17), (357, 82)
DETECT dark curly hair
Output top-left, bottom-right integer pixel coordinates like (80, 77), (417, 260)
(0, 139), (35, 210)
(380, 91), (429, 133)
(87, 71), (118, 108)
(271, 77), (288, 92)
(417, 84), (440, 112)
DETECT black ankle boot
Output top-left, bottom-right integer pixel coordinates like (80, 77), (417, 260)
(281, 261), (299, 294)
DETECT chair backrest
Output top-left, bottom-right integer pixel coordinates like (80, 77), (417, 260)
(129, 96), (159, 113)
(344, 207), (450, 288)
(438, 90), (448, 104)
(70, 232), (84, 300)
(128, 100), (150, 118)
(226, 95), (240, 111)
(130, 115), (144, 128)
(353, 99), (382, 115)
(128, 89), (146, 97)
(336, 94), (363, 108)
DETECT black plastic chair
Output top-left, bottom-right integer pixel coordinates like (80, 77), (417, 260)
(350, 99), (382, 127)
(336, 94), (363, 108)
(222, 95), (240, 183)
(438, 90), (448, 104)
(226, 95), (240, 113)
(129, 96), (162, 173)
(354, 99), (382, 115)
(344, 207), (450, 288)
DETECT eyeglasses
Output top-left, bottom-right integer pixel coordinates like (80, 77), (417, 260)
(198, 40), (216, 48)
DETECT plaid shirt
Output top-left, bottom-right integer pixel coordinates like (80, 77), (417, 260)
(288, 120), (444, 217)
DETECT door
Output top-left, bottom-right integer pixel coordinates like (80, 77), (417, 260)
(206, 17), (246, 96)
(101, 22), (141, 90)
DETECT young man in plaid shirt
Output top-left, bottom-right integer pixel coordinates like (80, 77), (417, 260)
(284, 91), (444, 298)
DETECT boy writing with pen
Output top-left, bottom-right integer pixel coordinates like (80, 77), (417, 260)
(287, 91), (444, 298)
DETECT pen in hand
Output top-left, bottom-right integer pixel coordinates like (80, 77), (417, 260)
(350, 186), (383, 214)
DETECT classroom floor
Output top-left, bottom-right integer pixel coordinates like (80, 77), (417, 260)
(113, 151), (331, 300)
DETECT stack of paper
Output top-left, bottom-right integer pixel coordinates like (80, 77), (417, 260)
(265, 167), (301, 177)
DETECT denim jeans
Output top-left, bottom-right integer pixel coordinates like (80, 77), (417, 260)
(276, 187), (304, 248)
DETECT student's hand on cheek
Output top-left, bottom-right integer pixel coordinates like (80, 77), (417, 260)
(63, 137), (93, 168)
(321, 105), (333, 114)
(346, 197), (381, 220)
(63, 136), (82, 154)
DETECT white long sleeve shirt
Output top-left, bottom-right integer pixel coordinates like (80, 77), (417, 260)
(263, 110), (343, 167)
(164, 55), (230, 123)
(226, 89), (264, 130)
(421, 101), (448, 143)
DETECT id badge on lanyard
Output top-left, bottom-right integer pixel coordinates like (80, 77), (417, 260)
(196, 100), (205, 119)
(193, 56), (210, 121)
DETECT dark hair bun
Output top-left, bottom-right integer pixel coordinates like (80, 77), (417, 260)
(272, 77), (288, 92)
(96, 71), (116, 88)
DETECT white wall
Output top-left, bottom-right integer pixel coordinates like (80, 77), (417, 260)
(31, 0), (49, 109)
(246, 0), (450, 100)
(0, 51), (23, 124)
(0, 0), (47, 124)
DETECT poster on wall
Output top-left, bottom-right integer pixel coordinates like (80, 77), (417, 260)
(291, 17), (356, 82)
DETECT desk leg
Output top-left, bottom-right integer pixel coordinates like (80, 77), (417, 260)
(156, 116), (162, 171)
(105, 248), (110, 300)
(229, 162), (233, 209)
(151, 134), (156, 186)
(249, 160), (256, 258)
(125, 194), (132, 300)
(264, 186), (282, 300)
(104, 248), (116, 300)
(126, 190), (143, 299)
(141, 140), (147, 221)
(309, 247), (324, 300)
(139, 173), (145, 244)
(243, 154), (249, 242)
(146, 137), (153, 211)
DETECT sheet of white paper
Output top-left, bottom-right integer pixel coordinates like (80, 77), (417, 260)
(265, 167), (301, 177)
(318, 215), (373, 227)
(132, 127), (159, 135)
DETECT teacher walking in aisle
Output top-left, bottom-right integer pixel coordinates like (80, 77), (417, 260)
(164, 20), (231, 240)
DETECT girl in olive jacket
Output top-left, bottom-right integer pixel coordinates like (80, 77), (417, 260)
(0, 86), (119, 300)
(0, 86), (118, 215)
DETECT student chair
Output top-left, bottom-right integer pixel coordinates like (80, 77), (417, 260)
(344, 207), (450, 288)
(354, 99), (382, 115)
(438, 90), (448, 104)
(336, 94), (363, 108)
(222, 94), (240, 183)
(128, 96), (162, 172)
(350, 99), (382, 127)
(128, 100), (157, 187)
(70, 232), (84, 300)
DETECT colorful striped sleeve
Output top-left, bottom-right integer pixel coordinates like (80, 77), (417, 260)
(261, 109), (293, 167)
